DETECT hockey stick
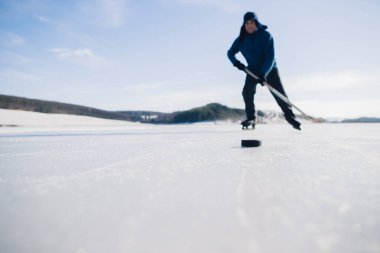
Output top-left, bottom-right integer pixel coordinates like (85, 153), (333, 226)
(245, 68), (322, 122)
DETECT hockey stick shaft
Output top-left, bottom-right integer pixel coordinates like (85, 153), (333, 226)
(245, 68), (314, 120)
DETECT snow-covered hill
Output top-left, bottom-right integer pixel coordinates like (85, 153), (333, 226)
(0, 108), (146, 131)
(0, 110), (379, 253)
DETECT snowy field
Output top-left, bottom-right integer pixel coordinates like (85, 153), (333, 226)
(0, 110), (380, 253)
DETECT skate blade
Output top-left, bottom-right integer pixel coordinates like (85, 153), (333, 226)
(242, 125), (255, 130)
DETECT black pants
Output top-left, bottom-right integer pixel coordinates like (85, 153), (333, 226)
(242, 68), (295, 121)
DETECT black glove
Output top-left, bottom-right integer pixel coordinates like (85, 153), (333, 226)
(233, 61), (246, 72)
(255, 72), (266, 86)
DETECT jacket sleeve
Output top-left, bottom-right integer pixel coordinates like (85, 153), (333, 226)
(227, 38), (240, 65)
(260, 34), (275, 76)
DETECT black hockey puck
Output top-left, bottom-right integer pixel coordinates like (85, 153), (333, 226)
(241, 139), (261, 148)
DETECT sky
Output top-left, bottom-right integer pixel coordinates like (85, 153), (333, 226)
(0, 0), (380, 118)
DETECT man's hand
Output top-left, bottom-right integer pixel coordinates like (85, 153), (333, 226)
(233, 61), (246, 72)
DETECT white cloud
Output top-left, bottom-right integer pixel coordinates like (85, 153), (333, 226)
(284, 70), (380, 92)
(299, 100), (380, 118)
(32, 14), (98, 46)
(49, 48), (110, 68)
(116, 82), (241, 112)
(0, 51), (32, 64)
(102, 0), (128, 27)
(80, 0), (129, 28)
(0, 30), (25, 46)
(34, 15), (51, 23)
(0, 68), (40, 82)
(176, 0), (240, 12)
(123, 81), (170, 93)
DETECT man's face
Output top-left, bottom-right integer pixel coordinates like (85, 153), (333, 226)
(245, 20), (257, 34)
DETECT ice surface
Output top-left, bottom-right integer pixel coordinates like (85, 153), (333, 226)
(0, 120), (380, 253)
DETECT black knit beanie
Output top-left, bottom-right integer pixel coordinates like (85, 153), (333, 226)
(243, 12), (258, 24)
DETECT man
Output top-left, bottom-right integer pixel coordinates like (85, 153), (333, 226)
(227, 12), (301, 130)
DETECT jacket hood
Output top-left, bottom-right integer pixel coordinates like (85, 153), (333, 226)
(243, 12), (267, 30)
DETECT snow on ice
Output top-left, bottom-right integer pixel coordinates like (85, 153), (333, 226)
(0, 109), (380, 253)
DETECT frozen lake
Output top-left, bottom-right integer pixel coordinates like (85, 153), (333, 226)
(1, 123), (380, 253)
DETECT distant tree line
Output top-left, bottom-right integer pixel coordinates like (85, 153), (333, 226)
(0, 94), (331, 124)
(0, 94), (130, 121)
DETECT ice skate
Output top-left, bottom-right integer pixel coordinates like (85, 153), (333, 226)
(241, 119), (255, 130)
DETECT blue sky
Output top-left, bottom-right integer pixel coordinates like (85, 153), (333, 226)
(1, 0), (379, 118)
